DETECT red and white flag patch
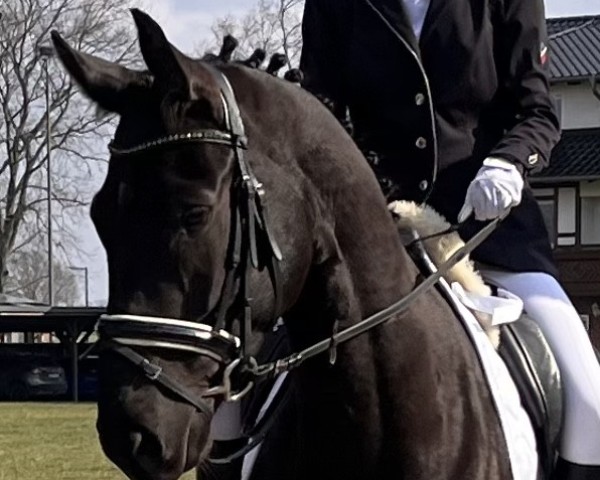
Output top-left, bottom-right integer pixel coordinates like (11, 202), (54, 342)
(540, 42), (548, 65)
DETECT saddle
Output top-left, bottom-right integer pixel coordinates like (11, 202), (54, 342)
(389, 199), (563, 479)
(404, 238), (562, 478)
(498, 314), (563, 479)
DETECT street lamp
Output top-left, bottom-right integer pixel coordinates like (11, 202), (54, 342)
(38, 44), (54, 306)
(68, 266), (89, 307)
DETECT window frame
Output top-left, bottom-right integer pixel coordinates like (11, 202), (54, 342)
(531, 183), (600, 250)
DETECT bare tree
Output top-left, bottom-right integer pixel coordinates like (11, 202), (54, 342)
(0, 0), (140, 300)
(3, 246), (79, 305)
(199, 0), (304, 69)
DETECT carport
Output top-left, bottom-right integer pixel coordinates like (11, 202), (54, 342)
(0, 299), (105, 401)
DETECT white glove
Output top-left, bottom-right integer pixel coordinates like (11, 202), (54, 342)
(458, 157), (524, 222)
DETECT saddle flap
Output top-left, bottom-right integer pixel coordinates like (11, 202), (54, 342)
(498, 316), (563, 478)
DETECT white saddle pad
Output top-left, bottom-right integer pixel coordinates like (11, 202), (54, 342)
(447, 279), (538, 480)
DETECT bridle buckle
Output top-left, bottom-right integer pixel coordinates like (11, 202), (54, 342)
(141, 358), (163, 381)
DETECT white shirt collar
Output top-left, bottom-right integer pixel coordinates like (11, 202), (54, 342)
(401, 0), (431, 39)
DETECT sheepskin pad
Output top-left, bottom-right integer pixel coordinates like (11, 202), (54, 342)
(388, 200), (501, 348)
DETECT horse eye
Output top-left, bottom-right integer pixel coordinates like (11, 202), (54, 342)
(182, 206), (211, 230)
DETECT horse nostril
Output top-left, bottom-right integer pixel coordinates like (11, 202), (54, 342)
(129, 431), (143, 455)
(133, 429), (166, 472)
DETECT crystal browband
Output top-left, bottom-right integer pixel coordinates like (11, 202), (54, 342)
(108, 130), (247, 156)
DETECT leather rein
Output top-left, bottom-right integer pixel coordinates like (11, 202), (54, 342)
(97, 65), (507, 461)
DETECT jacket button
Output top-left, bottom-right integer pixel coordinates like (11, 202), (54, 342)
(419, 180), (429, 191)
(415, 93), (426, 106)
(416, 137), (427, 149)
(528, 153), (539, 165)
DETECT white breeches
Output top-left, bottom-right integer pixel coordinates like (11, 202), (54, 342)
(481, 269), (600, 465)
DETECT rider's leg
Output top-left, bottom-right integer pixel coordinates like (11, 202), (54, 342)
(480, 269), (600, 468)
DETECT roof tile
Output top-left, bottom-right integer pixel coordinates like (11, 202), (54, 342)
(533, 128), (600, 179)
(547, 16), (600, 81)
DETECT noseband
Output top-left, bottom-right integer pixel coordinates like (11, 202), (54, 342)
(98, 66), (283, 415)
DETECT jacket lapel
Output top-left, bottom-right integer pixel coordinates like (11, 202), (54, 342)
(364, 0), (420, 53)
(418, 0), (446, 47)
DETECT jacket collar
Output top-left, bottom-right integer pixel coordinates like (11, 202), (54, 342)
(364, 0), (420, 53)
(365, 0), (444, 53)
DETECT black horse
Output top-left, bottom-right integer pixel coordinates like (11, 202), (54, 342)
(52, 9), (514, 480)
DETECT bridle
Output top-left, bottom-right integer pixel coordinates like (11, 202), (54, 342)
(99, 66), (283, 415)
(97, 64), (508, 460)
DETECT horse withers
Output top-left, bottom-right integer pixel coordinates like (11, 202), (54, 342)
(52, 9), (520, 480)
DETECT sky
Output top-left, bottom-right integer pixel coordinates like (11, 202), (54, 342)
(80, 0), (600, 305)
(147, 0), (600, 54)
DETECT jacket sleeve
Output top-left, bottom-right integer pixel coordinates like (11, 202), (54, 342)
(299, 0), (347, 118)
(488, 0), (561, 175)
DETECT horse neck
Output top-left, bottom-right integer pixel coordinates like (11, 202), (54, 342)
(279, 211), (417, 477)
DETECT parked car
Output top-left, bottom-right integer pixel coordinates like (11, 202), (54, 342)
(0, 352), (68, 400)
(63, 354), (98, 400)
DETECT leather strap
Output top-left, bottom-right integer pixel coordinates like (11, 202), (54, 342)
(108, 341), (214, 416)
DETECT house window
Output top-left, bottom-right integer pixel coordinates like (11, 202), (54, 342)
(533, 188), (556, 247)
(580, 181), (600, 245)
(535, 200), (556, 248)
(557, 187), (576, 246)
(534, 182), (600, 249)
(533, 185), (580, 249)
(581, 198), (600, 244)
(552, 94), (563, 128)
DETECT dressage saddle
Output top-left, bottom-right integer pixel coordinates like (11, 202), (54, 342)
(405, 240), (563, 480)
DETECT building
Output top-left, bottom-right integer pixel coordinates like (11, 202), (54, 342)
(531, 15), (600, 346)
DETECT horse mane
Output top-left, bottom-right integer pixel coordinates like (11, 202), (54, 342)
(201, 35), (303, 86)
(204, 36), (395, 199)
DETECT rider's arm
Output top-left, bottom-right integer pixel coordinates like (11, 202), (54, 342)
(487, 0), (561, 175)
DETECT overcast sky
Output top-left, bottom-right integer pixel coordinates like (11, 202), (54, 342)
(81, 0), (600, 304)
(147, 0), (600, 53)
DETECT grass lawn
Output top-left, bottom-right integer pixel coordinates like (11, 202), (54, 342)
(0, 403), (195, 480)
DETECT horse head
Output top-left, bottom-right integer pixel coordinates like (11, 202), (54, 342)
(51, 9), (320, 479)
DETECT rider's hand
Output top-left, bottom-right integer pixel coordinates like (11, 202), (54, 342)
(458, 157), (524, 222)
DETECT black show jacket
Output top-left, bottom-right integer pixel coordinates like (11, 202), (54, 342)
(300, 0), (561, 276)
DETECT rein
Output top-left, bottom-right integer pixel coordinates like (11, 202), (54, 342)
(248, 212), (507, 382)
(207, 212), (507, 465)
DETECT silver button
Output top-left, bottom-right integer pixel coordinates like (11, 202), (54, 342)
(416, 137), (427, 149)
(415, 93), (426, 106)
(419, 180), (429, 191)
(528, 153), (539, 165)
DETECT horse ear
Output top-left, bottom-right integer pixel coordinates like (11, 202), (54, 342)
(50, 31), (151, 114)
(130, 8), (191, 96)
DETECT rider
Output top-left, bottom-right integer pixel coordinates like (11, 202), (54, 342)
(300, 0), (600, 478)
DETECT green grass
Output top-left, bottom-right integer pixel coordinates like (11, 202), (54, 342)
(0, 403), (195, 480)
